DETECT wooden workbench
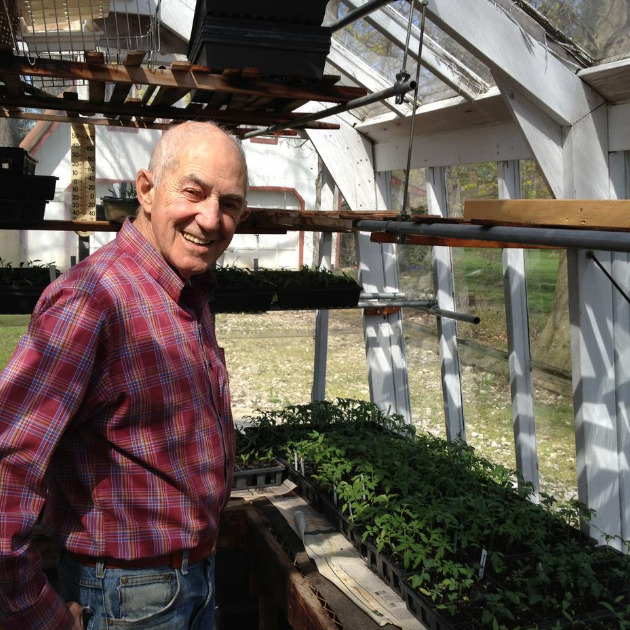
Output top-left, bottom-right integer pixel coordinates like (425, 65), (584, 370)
(218, 496), (405, 630)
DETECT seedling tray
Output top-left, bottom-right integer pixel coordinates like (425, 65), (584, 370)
(232, 463), (286, 490)
(276, 283), (362, 310)
(210, 286), (275, 313)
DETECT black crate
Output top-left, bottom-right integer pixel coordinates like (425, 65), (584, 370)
(0, 199), (47, 223)
(0, 147), (37, 175)
(0, 175), (57, 200)
(188, 17), (331, 78)
(198, 0), (328, 25)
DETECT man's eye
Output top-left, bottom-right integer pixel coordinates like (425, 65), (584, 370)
(221, 199), (245, 214)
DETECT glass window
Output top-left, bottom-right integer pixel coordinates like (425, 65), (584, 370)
(522, 0), (630, 61)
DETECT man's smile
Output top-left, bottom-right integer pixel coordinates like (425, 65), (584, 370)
(182, 231), (211, 246)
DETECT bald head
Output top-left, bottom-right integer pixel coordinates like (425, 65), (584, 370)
(149, 122), (248, 191)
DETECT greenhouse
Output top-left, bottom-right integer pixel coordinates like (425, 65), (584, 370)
(0, 0), (629, 629)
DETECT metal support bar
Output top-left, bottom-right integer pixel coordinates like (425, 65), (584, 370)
(358, 298), (436, 308)
(587, 250), (630, 306)
(360, 292), (407, 299)
(354, 220), (630, 253)
(358, 298), (478, 323)
(242, 81), (416, 139)
(329, 0), (393, 32)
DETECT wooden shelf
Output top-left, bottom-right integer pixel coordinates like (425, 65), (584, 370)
(0, 53), (367, 132)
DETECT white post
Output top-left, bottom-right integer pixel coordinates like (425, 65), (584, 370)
(426, 166), (465, 441)
(499, 160), (539, 498)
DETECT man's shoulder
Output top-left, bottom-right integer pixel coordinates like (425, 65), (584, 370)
(50, 239), (143, 301)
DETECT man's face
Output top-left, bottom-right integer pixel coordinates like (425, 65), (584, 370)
(137, 131), (248, 280)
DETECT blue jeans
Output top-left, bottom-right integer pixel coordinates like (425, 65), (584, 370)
(57, 549), (216, 629)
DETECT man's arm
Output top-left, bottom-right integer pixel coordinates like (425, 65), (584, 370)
(0, 287), (104, 630)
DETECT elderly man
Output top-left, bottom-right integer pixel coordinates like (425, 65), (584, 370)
(0, 121), (249, 629)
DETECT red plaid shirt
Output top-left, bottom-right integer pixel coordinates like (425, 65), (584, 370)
(0, 220), (235, 630)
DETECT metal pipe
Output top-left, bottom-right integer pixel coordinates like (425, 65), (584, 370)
(357, 299), (436, 308)
(357, 299), (479, 323)
(242, 80), (416, 139)
(354, 219), (630, 253)
(429, 307), (480, 325)
(329, 0), (394, 32)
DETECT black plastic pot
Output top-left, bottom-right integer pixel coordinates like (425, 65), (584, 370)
(101, 197), (138, 223)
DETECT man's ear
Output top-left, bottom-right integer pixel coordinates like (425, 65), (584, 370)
(136, 169), (154, 214)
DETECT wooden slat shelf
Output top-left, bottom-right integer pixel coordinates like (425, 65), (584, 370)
(0, 53), (368, 131)
(0, 211), (410, 234)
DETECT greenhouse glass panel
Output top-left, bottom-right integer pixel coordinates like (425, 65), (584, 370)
(522, 0), (630, 61)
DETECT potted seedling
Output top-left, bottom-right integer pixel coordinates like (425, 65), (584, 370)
(232, 426), (286, 490)
(101, 182), (138, 223)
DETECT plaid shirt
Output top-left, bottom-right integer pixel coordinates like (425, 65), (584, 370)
(0, 220), (235, 630)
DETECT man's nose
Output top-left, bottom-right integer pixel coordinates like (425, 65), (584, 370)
(196, 197), (221, 232)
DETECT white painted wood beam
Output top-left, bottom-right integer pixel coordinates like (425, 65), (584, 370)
(427, 166), (465, 441)
(312, 167), (336, 402)
(499, 160), (539, 499)
(610, 151), (630, 548)
(609, 104), (630, 153)
(494, 75), (564, 198)
(373, 121), (529, 172)
(327, 39), (410, 118)
(561, 98), (620, 545)
(306, 121), (411, 421)
(568, 248), (621, 545)
(425, 0), (604, 126)
(340, 0), (488, 100)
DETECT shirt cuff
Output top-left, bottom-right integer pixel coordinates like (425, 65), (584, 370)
(0, 580), (69, 630)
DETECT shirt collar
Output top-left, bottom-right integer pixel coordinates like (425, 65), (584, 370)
(116, 219), (213, 308)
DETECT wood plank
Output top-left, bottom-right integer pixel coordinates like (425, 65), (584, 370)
(0, 72), (24, 97)
(0, 107), (173, 129)
(0, 56), (367, 104)
(85, 50), (105, 105)
(108, 51), (146, 105)
(246, 508), (341, 630)
(464, 199), (630, 229)
(148, 86), (190, 108)
(0, 94), (341, 128)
